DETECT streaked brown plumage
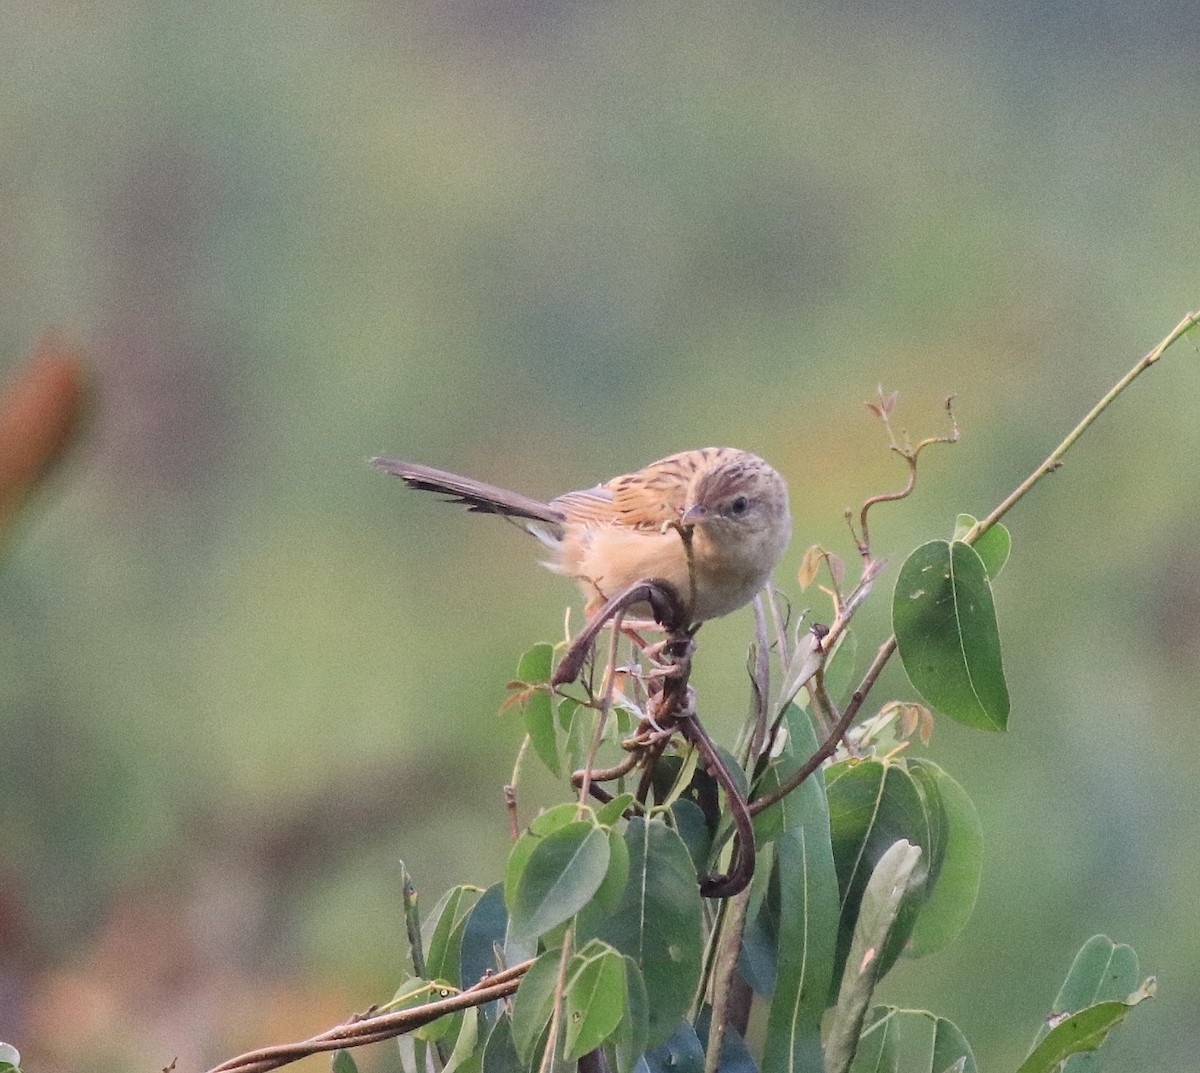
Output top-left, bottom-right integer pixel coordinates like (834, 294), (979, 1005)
(371, 448), (792, 624)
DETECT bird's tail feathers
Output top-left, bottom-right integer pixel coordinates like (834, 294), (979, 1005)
(371, 458), (565, 529)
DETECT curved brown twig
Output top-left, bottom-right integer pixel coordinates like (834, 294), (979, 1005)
(682, 713), (756, 899)
(206, 959), (534, 1073)
(551, 578), (689, 687)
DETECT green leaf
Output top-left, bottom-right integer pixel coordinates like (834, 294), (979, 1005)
(424, 885), (481, 986)
(1016, 981), (1155, 1073)
(849, 1007), (899, 1073)
(612, 957), (650, 1073)
(564, 940), (628, 1059)
(825, 840), (924, 1073)
(559, 696), (592, 775)
(824, 627), (859, 707)
(508, 821), (610, 942)
(695, 1006), (758, 1072)
(825, 759), (931, 985)
(596, 792), (636, 827)
(576, 826), (631, 942)
(459, 884), (508, 1004)
(893, 539), (1010, 731)
(441, 1006), (481, 1073)
(1054, 935), (1141, 1014)
(904, 761), (982, 958)
(481, 1015), (521, 1073)
(511, 643), (560, 774)
(759, 704), (840, 1073)
(931, 1016), (978, 1073)
(639, 1021), (706, 1073)
(331, 1051), (359, 1073)
(597, 817), (704, 1048)
(532, 802), (589, 835)
(1030, 936), (1141, 1071)
(517, 642), (555, 683)
(953, 514), (1011, 579)
(670, 798), (713, 875)
(414, 886), (480, 1042)
(852, 1008), (977, 1073)
(505, 804), (589, 908)
(511, 950), (563, 1062)
(524, 688), (559, 775)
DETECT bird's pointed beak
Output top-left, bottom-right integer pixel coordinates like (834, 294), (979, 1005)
(680, 503), (708, 527)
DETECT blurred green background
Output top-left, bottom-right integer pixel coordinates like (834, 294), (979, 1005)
(2, 1), (1197, 1070)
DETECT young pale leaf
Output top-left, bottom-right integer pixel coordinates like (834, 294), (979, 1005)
(508, 643), (560, 774)
(564, 941), (628, 1059)
(953, 514), (1011, 580)
(904, 760), (982, 958)
(510, 951), (563, 1062)
(508, 821), (610, 942)
(596, 818), (704, 1048)
(825, 840), (923, 1073)
(893, 540), (1009, 731)
(1015, 981), (1155, 1073)
(760, 704), (840, 1073)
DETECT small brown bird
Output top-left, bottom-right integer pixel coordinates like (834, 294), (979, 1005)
(371, 447), (792, 625)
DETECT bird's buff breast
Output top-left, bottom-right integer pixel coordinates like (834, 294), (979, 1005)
(550, 521), (777, 622)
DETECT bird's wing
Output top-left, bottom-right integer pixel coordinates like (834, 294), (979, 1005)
(553, 483), (616, 525)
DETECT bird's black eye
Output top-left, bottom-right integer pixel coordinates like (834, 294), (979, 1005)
(730, 495), (749, 516)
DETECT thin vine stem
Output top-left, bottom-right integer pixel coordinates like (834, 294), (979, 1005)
(753, 310), (1198, 815)
(966, 310), (1199, 542)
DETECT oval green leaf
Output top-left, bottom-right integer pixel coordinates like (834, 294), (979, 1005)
(596, 818), (704, 1048)
(459, 883), (508, 1001)
(905, 760), (983, 958)
(564, 940), (628, 1059)
(825, 840), (924, 1073)
(760, 704), (840, 1073)
(481, 1014), (521, 1073)
(510, 950), (563, 1062)
(508, 821), (610, 942)
(953, 514), (1011, 580)
(893, 540), (1010, 731)
(1016, 985), (1155, 1073)
(613, 956), (650, 1073)
(825, 759), (931, 984)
